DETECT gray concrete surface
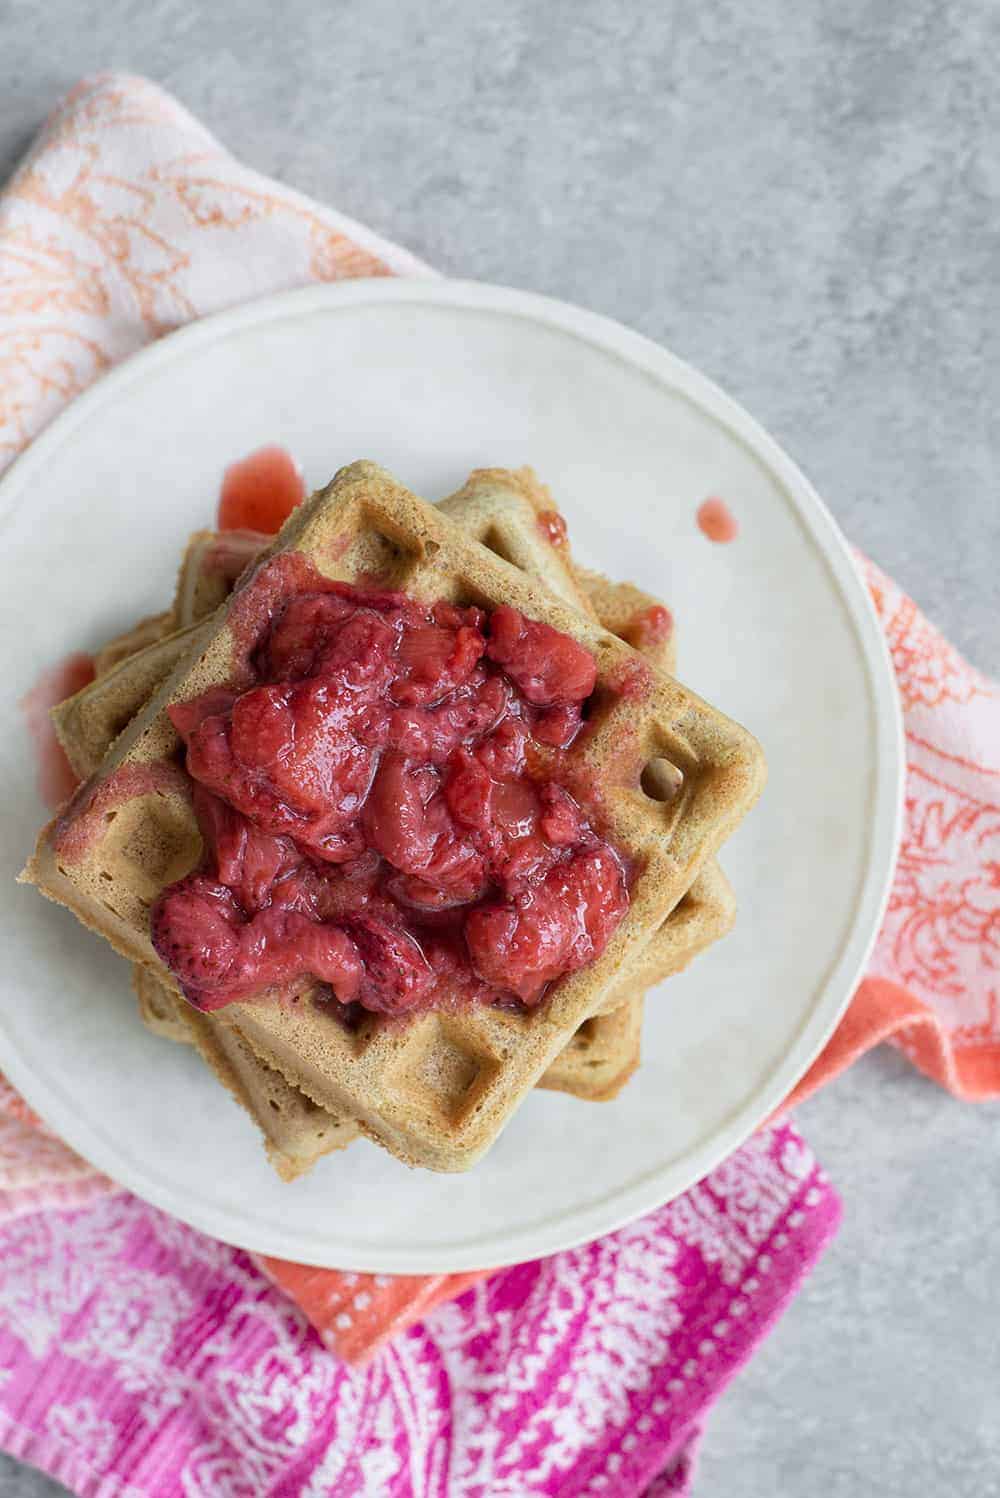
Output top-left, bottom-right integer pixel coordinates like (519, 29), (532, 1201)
(1, 2), (997, 1494)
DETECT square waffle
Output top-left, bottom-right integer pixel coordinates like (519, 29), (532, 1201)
(25, 461), (764, 1170)
(54, 480), (725, 1176)
(132, 967), (359, 1180)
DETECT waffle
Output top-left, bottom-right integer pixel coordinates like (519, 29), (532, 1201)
(69, 503), (736, 1018)
(173, 528), (266, 630)
(172, 469), (720, 1008)
(57, 492), (711, 1172)
(132, 968), (358, 1180)
(539, 991), (645, 1101)
(93, 611), (173, 677)
(61, 621), (651, 1146)
(54, 623), (208, 782)
(439, 468), (678, 678)
(55, 480), (723, 1004)
(437, 467), (596, 617)
(59, 480), (727, 1170)
(54, 509), (662, 1173)
(24, 461), (765, 1170)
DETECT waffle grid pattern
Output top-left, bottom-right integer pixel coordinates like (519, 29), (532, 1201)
(28, 462), (763, 1169)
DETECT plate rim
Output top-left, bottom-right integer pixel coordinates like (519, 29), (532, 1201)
(0, 277), (904, 1271)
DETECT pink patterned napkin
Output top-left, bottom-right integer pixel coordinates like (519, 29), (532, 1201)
(0, 73), (996, 1497)
(0, 1123), (836, 1497)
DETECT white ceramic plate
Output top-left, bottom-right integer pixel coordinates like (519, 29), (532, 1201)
(0, 280), (902, 1271)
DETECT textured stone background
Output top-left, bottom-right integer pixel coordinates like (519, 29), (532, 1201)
(1, 2), (997, 1493)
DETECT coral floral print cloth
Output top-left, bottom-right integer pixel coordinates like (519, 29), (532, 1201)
(0, 73), (996, 1497)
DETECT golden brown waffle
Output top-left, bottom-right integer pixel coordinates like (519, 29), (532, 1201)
(54, 545), (728, 1011)
(51, 639), (658, 1158)
(55, 512), (664, 1174)
(54, 623), (208, 782)
(58, 491), (714, 1172)
(25, 461), (765, 1170)
(573, 566), (677, 677)
(437, 467), (596, 616)
(539, 992), (645, 1101)
(133, 972), (641, 1179)
(71, 479), (727, 1012)
(62, 484), (724, 1171)
(62, 619), (651, 1164)
(173, 529), (265, 629)
(132, 969), (359, 1179)
(93, 611), (173, 677)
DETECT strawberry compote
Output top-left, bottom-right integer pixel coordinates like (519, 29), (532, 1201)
(151, 563), (630, 1016)
(217, 446), (304, 534)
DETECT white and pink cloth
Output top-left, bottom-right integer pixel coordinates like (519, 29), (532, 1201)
(0, 74), (996, 1497)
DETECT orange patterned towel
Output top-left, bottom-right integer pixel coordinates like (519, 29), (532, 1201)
(2, 74), (997, 1366)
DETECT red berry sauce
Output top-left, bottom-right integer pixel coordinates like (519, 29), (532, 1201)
(696, 496), (738, 544)
(217, 446), (305, 534)
(625, 604), (673, 652)
(152, 563), (631, 1017)
(537, 509), (569, 548)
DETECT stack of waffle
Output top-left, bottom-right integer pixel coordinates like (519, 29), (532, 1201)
(24, 464), (765, 1177)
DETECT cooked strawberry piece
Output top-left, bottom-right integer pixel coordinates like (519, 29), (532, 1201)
(380, 675), (509, 763)
(169, 688), (238, 742)
(184, 677), (378, 859)
(350, 914), (433, 1012)
(391, 621), (485, 706)
(444, 750), (494, 831)
(432, 600), (486, 633)
(486, 605), (597, 706)
(243, 908), (362, 1002)
(538, 784), (585, 847)
(262, 592), (358, 678)
(151, 875), (242, 999)
(464, 846), (628, 1002)
(263, 594), (396, 686)
(151, 874), (363, 1011)
(475, 716), (527, 777)
(385, 874), (470, 912)
(192, 786), (299, 912)
(363, 755), (487, 900)
(532, 702), (585, 748)
(320, 611), (399, 689)
(230, 686), (296, 772)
